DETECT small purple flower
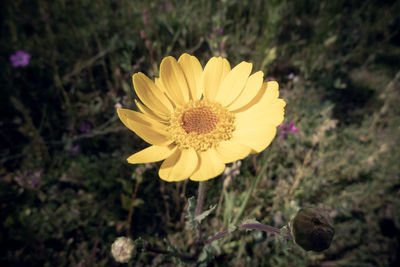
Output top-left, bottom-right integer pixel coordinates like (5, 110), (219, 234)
(165, 0), (173, 11)
(142, 8), (149, 26)
(220, 40), (226, 51)
(68, 144), (81, 156)
(135, 167), (143, 176)
(80, 122), (91, 133)
(10, 50), (31, 67)
(145, 40), (151, 50)
(288, 121), (299, 133)
(218, 27), (224, 35)
(279, 121), (299, 139)
(140, 30), (146, 39)
(28, 171), (42, 189)
(14, 169), (43, 189)
(267, 77), (276, 81)
(14, 176), (25, 186)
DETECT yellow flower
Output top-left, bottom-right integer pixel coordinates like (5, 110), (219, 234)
(118, 54), (285, 182)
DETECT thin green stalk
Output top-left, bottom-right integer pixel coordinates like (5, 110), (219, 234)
(232, 158), (269, 226)
(203, 222), (292, 245)
(194, 181), (207, 240)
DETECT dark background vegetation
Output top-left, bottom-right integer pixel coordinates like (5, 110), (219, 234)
(1, 0), (399, 266)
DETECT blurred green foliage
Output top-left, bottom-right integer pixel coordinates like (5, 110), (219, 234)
(1, 0), (399, 266)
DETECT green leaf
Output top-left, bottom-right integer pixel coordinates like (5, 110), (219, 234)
(131, 172), (143, 183)
(280, 225), (291, 239)
(324, 35), (337, 46)
(228, 224), (237, 233)
(210, 241), (221, 254)
(133, 198), (144, 207)
(121, 194), (131, 211)
(3, 216), (14, 227)
(163, 237), (179, 253)
(185, 196), (197, 229)
(261, 46), (277, 70)
(241, 218), (260, 224)
(134, 237), (144, 249)
(197, 244), (214, 265)
(194, 205), (216, 224)
(117, 178), (133, 194)
(333, 78), (347, 89)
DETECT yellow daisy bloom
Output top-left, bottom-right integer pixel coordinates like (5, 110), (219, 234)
(118, 54), (286, 182)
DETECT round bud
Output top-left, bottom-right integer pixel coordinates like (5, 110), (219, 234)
(111, 237), (135, 263)
(292, 208), (334, 252)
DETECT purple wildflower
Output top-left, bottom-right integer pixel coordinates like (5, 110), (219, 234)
(10, 50), (31, 67)
(279, 121), (299, 139)
(140, 30), (146, 39)
(267, 77), (276, 81)
(80, 122), (91, 133)
(165, 0), (173, 11)
(220, 40), (226, 51)
(14, 176), (25, 186)
(142, 8), (149, 26)
(68, 144), (81, 156)
(14, 169), (43, 189)
(218, 27), (224, 35)
(288, 121), (299, 133)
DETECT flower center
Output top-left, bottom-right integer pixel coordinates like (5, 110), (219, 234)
(181, 107), (219, 134)
(168, 100), (235, 151)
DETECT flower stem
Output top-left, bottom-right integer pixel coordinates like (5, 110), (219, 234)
(142, 241), (196, 261)
(127, 179), (140, 237)
(194, 181), (207, 240)
(232, 158), (269, 226)
(204, 229), (230, 244)
(204, 222), (291, 245)
(239, 223), (281, 235)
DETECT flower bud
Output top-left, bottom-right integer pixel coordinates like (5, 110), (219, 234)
(292, 208), (334, 252)
(111, 237), (135, 263)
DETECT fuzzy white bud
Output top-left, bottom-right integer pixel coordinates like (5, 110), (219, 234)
(111, 237), (135, 263)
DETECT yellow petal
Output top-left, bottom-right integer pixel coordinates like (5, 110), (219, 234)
(227, 71), (264, 111)
(190, 149), (225, 181)
(232, 81), (279, 114)
(159, 148), (198, 182)
(234, 81), (286, 126)
(263, 81), (280, 102)
(127, 145), (177, 164)
(133, 73), (173, 116)
(202, 57), (231, 101)
(232, 82), (267, 113)
(154, 77), (164, 91)
(159, 56), (190, 106)
(155, 78), (177, 108)
(235, 98), (286, 127)
(232, 124), (277, 153)
(264, 99), (286, 126)
(135, 99), (169, 122)
(215, 140), (252, 163)
(117, 108), (172, 146)
(215, 61), (253, 106)
(178, 53), (203, 100)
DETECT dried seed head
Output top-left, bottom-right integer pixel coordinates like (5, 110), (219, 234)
(292, 208), (335, 252)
